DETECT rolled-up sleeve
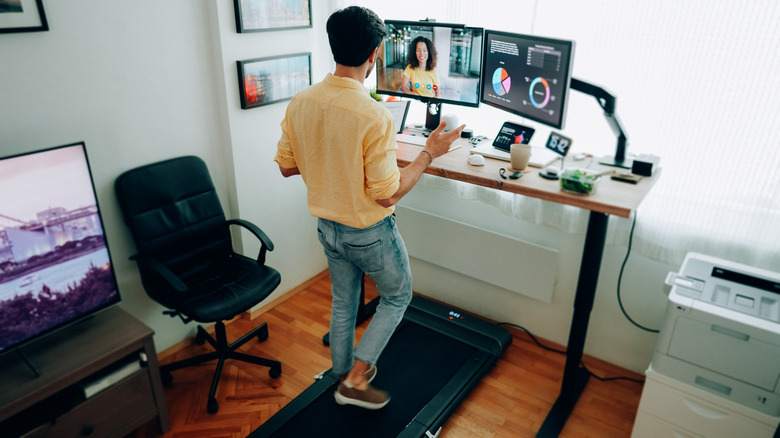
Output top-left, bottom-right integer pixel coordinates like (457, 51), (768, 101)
(364, 118), (400, 200)
(274, 115), (298, 169)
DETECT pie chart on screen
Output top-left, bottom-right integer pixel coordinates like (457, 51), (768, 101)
(492, 68), (511, 96)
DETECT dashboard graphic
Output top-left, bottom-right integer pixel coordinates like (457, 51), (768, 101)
(480, 30), (574, 129)
(492, 68), (511, 96)
(529, 76), (550, 108)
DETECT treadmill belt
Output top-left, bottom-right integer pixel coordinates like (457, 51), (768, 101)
(266, 320), (476, 438)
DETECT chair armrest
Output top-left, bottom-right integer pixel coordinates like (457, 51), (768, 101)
(227, 219), (275, 265)
(130, 254), (188, 293)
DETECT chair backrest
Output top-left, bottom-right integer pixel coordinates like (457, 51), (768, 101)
(115, 156), (232, 282)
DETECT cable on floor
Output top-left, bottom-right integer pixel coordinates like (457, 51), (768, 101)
(496, 322), (644, 384)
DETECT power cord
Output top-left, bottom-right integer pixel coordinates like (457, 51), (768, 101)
(492, 211), (664, 385)
(497, 322), (565, 355)
(617, 213), (660, 333)
(497, 322), (644, 384)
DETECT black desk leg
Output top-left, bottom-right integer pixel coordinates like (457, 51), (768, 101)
(538, 211), (609, 437)
(322, 274), (380, 346)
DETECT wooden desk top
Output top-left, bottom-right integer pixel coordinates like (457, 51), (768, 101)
(396, 140), (659, 218)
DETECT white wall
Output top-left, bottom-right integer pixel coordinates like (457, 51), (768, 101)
(0, 1), (232, 351)
(1, 1), (679, 373)
(208, 0), (333, 302)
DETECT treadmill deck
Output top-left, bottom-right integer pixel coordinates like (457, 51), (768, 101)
(249, 295), (512, 438)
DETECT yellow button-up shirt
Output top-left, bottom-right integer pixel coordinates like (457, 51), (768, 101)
(275, 74), (401, 229)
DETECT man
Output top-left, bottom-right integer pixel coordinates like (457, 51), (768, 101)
(274, 6), (464, 410)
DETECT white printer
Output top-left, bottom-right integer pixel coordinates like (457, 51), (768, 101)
(652, 252), (780, 416)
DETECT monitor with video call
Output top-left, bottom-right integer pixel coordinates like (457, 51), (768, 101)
(376, 20), (483, 108)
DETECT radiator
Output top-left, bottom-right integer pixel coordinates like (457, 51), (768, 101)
(395, 205), (558, 303)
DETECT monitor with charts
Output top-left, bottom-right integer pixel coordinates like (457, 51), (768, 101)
(480, 30), (575, 130)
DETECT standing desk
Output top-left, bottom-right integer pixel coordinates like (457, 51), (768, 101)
(396, 140), (660, 437)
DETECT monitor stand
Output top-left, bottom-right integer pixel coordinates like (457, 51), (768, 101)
(570, 78), (634, 170)
(425, 102), (441, 131)
(598, 154), (633, 169)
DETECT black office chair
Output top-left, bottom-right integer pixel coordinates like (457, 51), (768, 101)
(115, 155), (282, 414)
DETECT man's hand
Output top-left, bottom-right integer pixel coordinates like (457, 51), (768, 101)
(375, 120), (466, 208)
(423, 121), (466, 159)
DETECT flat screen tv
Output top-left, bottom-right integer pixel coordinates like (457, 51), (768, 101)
(0, 142), (121, 358)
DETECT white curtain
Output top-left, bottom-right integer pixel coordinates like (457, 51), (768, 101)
(330, 0), (780, 271)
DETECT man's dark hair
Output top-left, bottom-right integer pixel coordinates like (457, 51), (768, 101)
(406, 36), (437, 71)
(326, 6), (387, 67)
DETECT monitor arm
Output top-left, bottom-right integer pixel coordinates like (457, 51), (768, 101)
(570, 78), (631, 168)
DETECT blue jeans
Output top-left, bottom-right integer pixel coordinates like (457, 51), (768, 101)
(317, 215), (413, 376)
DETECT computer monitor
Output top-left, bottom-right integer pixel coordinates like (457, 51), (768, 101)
(376, 20), (483, 129)
(480, 30), (575, 130)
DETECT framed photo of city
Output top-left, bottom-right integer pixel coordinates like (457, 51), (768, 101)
(233, 0), (311, 33)
(0, 0), (48, 34)
(0, 142), (121, 356)
(237, 53), (311, 109)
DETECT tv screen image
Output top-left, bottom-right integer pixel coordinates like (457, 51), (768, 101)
(0, 142), (120, 355)
(376, 20), (483, 108)
(480, 30), (575, 129)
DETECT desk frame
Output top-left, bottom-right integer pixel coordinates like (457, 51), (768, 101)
(395, 141), (658, 437)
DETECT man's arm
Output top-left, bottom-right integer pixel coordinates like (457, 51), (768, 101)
(278, 165), (300, 177)
(376, 121), (464, 208)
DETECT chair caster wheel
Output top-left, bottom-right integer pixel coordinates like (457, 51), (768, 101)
(269, 365), (282, 379)
(207, 397), (219, 414)
(256, 325), (269, 342)
(195, 330), (207, 345)
(160, 370), (173, 386)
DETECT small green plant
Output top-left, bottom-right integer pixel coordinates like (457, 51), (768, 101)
(561, 169), (598, 194)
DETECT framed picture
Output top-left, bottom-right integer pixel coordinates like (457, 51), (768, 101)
(234, 0), (311, 33)
(0, 0), (48, 34)
(237, 53), (311, 109)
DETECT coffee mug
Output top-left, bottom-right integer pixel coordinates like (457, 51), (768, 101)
(510, 143), (531, 170)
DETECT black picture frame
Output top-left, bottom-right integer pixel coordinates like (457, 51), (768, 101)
(234, 0), (311, 33)
(237, 53), (311, 109)
(0, 0), (48, 34)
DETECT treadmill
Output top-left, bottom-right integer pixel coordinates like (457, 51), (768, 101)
(249, 295), (512, 438)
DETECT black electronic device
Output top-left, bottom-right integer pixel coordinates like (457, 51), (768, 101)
(0, 142), (121, 363)
(376, 20), (484, 130)
(480, 30), (575, 129)
(492, 121), (534, 152)
(631, 154), (659, 176)
(499, 168), (522, 180)
(544, 131), (573, 157)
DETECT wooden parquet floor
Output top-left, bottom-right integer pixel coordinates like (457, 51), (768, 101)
(130, 270), (644, 438)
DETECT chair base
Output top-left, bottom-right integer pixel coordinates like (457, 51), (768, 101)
(160, 320), (282, 414)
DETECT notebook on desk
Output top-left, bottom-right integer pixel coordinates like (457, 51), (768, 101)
(470, 142), (561, 168)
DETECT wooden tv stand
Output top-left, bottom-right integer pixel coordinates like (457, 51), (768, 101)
(0, 306), (170, 437)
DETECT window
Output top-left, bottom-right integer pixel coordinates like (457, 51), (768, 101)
(334, 0), (780, 270)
